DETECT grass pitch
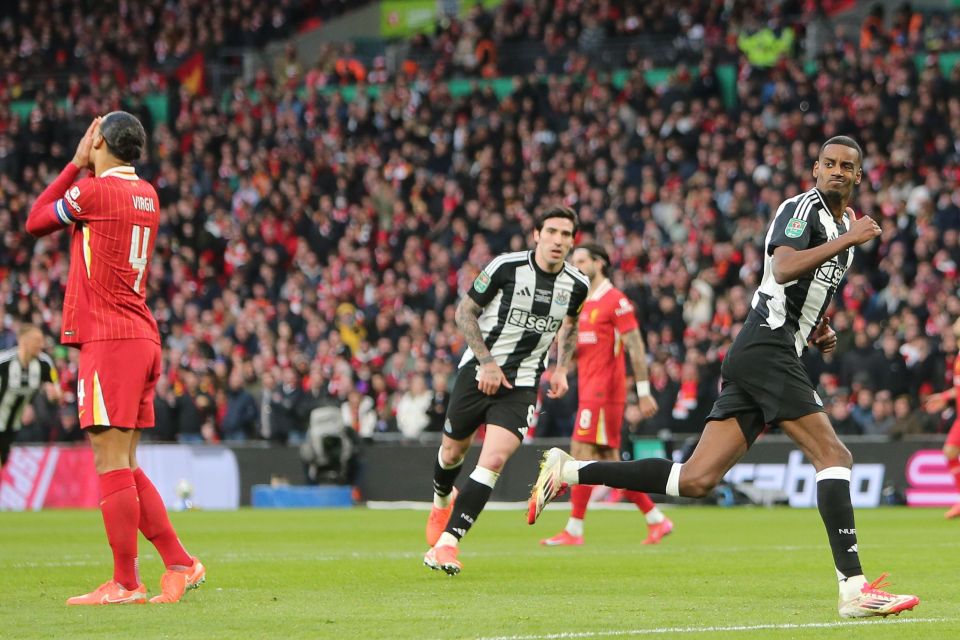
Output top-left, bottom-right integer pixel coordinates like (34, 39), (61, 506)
(0, 505), (954, 639)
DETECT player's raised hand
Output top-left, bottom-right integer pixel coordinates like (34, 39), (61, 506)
(846, 208), (881, 246)
(71, 116), (102, 170)
(477, 359), (511, 396)
(810, 316), (837, 353)
(546, 367), (568, 399)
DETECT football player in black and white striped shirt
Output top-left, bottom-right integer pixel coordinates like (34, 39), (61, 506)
(423, 206), (588, 575)
(529, 137), (920, 617)
(0, 324), (61, 469)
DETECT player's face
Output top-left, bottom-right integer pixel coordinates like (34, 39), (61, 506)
(534, 218), (576, 270)
(19, 330), (43, 360)
(571, 248), (597, 279)
(813, 144), (861, 203)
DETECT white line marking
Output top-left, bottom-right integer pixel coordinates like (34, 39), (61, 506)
(473, 617), (946, 640)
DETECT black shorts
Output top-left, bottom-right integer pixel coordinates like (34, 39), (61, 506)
(706, 319), (825, 446)
(444, 365), (538, 441)
(0, 428), (17, 466)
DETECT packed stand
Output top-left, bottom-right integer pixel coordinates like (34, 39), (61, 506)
(2, 1), (960, 449)
(0, 0), (364, 100)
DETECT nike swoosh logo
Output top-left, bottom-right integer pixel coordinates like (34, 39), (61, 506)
(101, 595), (138, 604)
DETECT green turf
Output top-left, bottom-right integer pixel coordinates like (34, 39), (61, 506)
(0, 506), (953, 639)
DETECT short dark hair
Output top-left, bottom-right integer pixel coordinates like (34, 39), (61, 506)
(535, 206), (579, 233)
(99, 111), (146, 163)
(575, 242), (610, 276)
(819, 135), (863, 166)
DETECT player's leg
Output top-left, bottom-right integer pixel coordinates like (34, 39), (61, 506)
(541, 439), (595, 545)
(426, 432), (473, 546)
(779, 412), (919, 617)
(942, 421), (960, 518)
(542, 402), (605, 545)
(447, 423), (520, 542)
(426, 369), (486, 546)
(129, 432), (206, 603)
(529, 416), (751, 523)
(0, 428), (14, 477)
(67, 425), (146, 605)
(614, 439), (672, 544)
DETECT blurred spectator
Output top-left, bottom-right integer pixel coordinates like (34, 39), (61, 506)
(396, 374), (433, 439)
(889, 393), (935, 437)
(342, 388), (376, 438)
(221, 368), (259, 441)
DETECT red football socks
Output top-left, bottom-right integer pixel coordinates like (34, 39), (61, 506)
(98, 469), (141, 590)
(624, 490), (655, 514)
(570, 484), (593, 520)
(947, 457), (960, 493)
(133, 467), (192, 569)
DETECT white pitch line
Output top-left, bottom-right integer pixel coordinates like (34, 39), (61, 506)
(473, 617), (946, 640)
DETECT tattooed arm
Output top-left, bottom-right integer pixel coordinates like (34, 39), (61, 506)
(455, 296), (511, 395)
(548, 315), (578, 398)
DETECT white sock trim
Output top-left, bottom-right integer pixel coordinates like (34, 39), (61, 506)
(665, 463), (682, 497)
(645, 507), (665, 525)
(816, 466), (851, 482)
(438, 448), (464, 470)
(561, 460), (591, 485)
(469, 465), (500, 489)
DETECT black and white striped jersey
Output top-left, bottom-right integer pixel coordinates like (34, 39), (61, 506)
(0, 348), (56, 433)
(461, 250), (589, 387)
(751, 187), (853, 356)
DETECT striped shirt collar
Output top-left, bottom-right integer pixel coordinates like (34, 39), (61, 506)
(99, 166), (139, 180)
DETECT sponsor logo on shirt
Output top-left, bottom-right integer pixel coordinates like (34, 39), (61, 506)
(815, 261), (846, 287)
(507, 308), (561, 333)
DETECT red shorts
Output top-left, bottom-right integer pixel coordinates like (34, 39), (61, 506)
(946, 420), (960, 448)
(573, 402), (625, 449)
(78, 339), (161, 429)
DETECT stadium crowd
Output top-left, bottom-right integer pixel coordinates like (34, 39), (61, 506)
(2, 1), (960, 449)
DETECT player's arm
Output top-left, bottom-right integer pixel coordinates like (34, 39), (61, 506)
(622, 328), (658, 418)
(26, 118), (100, 237)
(771, 209), (880, 284)
(39, 353), (62, 403)
(548, 315), (577, 399)
(458, 263), (513, 395)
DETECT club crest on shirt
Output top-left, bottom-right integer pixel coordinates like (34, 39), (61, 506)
(784, 217), (806, 238)
(473, 271), (491, 293)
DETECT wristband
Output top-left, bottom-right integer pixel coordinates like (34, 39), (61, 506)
(636, 380), (651, 398)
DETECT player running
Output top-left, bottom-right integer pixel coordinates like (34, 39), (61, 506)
(423, 207), (589, 575)
(27, 113), (205, 605)
(529, 137), (919, 618)
(539, 243), (672, 547)
(924, 318), (960, 519)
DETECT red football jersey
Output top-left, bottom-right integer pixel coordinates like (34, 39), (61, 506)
(52, 166), (160, 345)
(953, 355), (960, 412)
(576, 280), (639, 405)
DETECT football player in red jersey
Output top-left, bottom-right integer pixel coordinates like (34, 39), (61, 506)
(924, 318), (960, 519)
(540, 243), (673, 546)
(27, 113), (205, 605)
